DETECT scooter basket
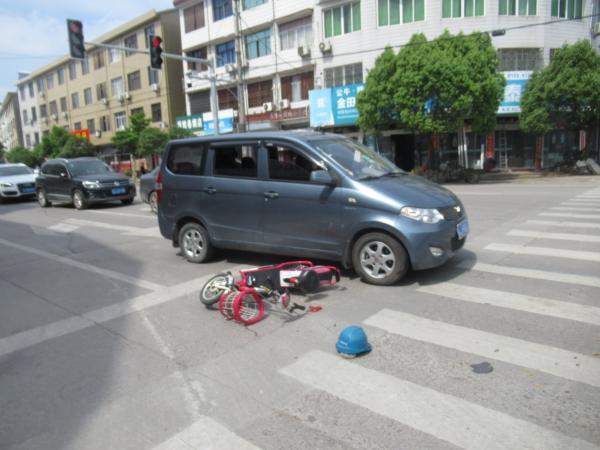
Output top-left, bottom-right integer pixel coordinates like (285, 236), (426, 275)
(218, 291), (239, 320)
(233, 290), (264, 325)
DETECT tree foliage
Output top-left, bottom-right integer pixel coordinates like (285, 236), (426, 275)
(58, 136), (96, 158)
(112, 129), (139, 154)
(357, 31), (505, 135)
(111, 113), (169, 156)
(521, 40), (600, 137)
(6, 146), (42, 167)
(167, 126), (194, 140)
(138, 127), (169, 157)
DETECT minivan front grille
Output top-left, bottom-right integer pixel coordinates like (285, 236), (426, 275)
(439, 205), (464, 221)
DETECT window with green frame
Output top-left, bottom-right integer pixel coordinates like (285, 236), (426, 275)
(551, 0), (582, 18)
(442, 0), (461, 17)
(243, 0), (266, 10)
(443, 0), (484, 17)
(324, 2), (361, 38)
(499, 0), (536, 15)
(464, 0), (484, 16)
(378, 0), (425, 25)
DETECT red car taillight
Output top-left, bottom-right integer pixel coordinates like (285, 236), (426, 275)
(155, 169), (163, 205)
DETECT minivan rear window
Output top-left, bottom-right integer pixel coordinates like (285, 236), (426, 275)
(167, 144), (206, 176)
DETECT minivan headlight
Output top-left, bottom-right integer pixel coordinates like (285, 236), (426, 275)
(400, 206), (444, 224)
(82, 180), (101, 189)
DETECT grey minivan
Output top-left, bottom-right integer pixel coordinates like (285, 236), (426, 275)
(157, 131), (468, 285)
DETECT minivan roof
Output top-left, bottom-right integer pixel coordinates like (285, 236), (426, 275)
(167, 130), (344, 147)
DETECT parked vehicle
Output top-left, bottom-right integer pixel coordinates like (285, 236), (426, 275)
(36, 157), (136, 210)
(139, 167), (159, 213)
(157, 131), (469, 285)
(0, 163), (37, 203)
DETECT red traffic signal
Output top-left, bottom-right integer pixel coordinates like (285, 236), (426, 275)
(67, 19), (85, 60)
(149, 35), (163, 70)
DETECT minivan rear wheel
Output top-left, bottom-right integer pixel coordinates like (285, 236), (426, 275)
(352, 232), (408, 285)
(179, 222), (213, 263)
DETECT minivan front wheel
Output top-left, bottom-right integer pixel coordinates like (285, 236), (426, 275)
(352, 232), (408, 285)
(179, 222), (213, 263)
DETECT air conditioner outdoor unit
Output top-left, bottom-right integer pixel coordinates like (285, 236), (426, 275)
(279, 99), (290, 109)
(42, 117), (48, 123)
(151, 83), (159, 92)
(594, 22), (600, 36)
(95, 131), (101, 138)
(51, 114), (58, 121)
(224, 64), (236, 73)
(263, 102), (274, 112)
(102, 98), (109, 105)
(319, 41), (332, 54)
(117, 94), (125, 102)
(39, 91), (45, 99)
(62, 112), (68, 119)
(124, 92), (131, 100)
(297, 45), (311, 58)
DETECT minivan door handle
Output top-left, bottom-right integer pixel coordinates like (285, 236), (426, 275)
(203, 187), (217, 195)
(264, 191), (279, 199)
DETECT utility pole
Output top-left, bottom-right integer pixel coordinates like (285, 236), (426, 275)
(233, 0), (247, 132)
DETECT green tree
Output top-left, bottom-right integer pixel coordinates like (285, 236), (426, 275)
(138, 127), (168, 157)
(520, 40), (600, 155)
(39, 126), (72, 158)
(0, 142), (5, 162)
(129, 113), (151, 135)
(6, 146), (42, 167)
(112, 129), (139, 154)
(59, 136), (96, 158)
(167, 126), (194, 140)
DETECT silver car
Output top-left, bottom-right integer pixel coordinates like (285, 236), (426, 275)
(0, 163), (37, 203)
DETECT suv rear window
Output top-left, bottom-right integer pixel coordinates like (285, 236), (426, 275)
(167, 144), (206, 176)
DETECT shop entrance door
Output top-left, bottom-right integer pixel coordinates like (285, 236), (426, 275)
(392, 134), (415, 172)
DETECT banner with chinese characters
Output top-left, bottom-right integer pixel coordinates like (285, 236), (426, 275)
(176, 114), (204, 132)
(498, 71), (532, 114)
(71, 128), (90, 141)
(309, 83), (364, 127)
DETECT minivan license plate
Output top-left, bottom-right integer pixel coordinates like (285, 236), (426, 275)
(112, 187), (126, 195)
(457, 220), (469, 240)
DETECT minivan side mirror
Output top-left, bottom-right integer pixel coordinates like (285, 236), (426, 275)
(310, 169), (335, 186)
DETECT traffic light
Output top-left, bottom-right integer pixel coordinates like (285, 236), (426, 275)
(150, 35), (163, 70)
(67, 19), (85, 60)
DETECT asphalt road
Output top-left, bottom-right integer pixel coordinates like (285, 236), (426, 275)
(1, 176), (599, 450)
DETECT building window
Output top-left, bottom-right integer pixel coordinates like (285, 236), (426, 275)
(243, 0), (266, 10)
(279, 17), (312, 51)
(148, 67), (161, 85)
(187, 47), (208, 71)
(144, 24), (156, 47)
(84, 88), (93, 105)
(81, 58), (90, 75)
(443, 0), (461, 17)
(111, 77), (124, 98)
(31, 106), (37, 121)
(60, 97), (67, 112)
(218, 89), (237, 109)
(498, 48), (541, 71)
(19, 86), (25, 100)
(28, 82), (34, 97)
(25, 135), (31, 147)
(246, 29), (271, 59)
(323, 2), (361, 38)
(49, 101), (58, 116)
(57, 68), (65, 85)
(109, 47), (121, 64)
(551, 0), (581, 18)
(131, 107), (144, 116)
(281, 72), (314, 102)
(115, 111), (127, 130)
(96, 82), (107, 100)
(216, 40), (235, 67)
(127, 71), (142, 91)
(74, 122), (82, 130)
(71, 92), (80, 109)
(93, 50), (105, 69)
(34, 132), (39, 144)
(100, 115), (110, 132)
(499, 0), (536, 15)
(37, 78), (45, 93)
(378, 0), (425, 25)
(40, 105), (47, 118)
(213, 0), (233, 21)
(22, 109), (28, 123)
(247, 79), (273, 107)
(324, 63), (363, 87)
(68, 62), (77, 81)
(151, 103), (162, 122)
(87, 119), (95, 134)
(124, 33), (138, 56)
(46, 73), (54, 90)
(184, 3), (205, 32)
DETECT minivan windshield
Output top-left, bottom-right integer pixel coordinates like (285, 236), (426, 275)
(0, 166), (33, 177)
(68, 160), (113, 177)
(312, 138), (403, 180)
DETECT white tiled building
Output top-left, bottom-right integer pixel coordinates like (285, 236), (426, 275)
(15, 72), (42, 149)
(1, 92), (24, 151)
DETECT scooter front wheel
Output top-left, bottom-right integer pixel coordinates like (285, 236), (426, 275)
(200, 273), (232, 306)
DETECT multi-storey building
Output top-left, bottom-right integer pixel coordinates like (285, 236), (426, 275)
(175, 0), (599, 170)
(0, 92), (24, 151)
(15, 9), (186, 155)
(16, 72), (41, 149)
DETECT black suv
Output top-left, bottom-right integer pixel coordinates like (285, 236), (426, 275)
(36, 157), (136, 210)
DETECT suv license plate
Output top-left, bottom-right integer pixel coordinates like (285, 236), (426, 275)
(457, 219), (469, 240)
(112, 187), (126, 195)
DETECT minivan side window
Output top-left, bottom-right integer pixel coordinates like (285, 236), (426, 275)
(167, 144), (206, 176)
(213, 145), (258, 178)
(266, 143), (319, 182)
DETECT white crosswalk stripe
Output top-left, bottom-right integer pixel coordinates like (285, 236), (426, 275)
(280, 351), (598, 450)
(525, 219), (600, 230)
(506, 229), (600, 243)
(485, 243), (600, 262)
(552, 206), (600, 212)
(417, 282), (600, 326)
(364, 309), (600, 387)
(540, 212), (600, 219)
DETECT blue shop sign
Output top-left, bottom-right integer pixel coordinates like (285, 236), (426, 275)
(309, 83), (364, 127)
(498, 71), (532, 114)
(202, 109), (235, 135)
(309, 88), (334, 127)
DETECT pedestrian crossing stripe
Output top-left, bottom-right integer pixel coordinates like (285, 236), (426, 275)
(552, 206), (600, 212)
(506, 229), (600, 243)
(540, 212), (600, 219)
(485, 243), (600, 262)
(525, 220), (600, 230)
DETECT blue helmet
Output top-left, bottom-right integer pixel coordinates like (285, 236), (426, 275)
(336, 325), (372, 357)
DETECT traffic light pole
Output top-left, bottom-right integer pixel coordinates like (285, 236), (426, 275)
(85, 41), (221, 135)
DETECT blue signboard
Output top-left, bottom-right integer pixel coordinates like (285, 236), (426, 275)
(202, 109), (235, 135)
(498, 71), (532, 114)
(309, 88), (334, 127)
(309, 83), (364, 127)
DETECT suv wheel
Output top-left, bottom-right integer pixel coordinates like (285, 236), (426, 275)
(37, 189), (51, 207)
(179, 222), (213, 263)
(72, 189), (87, 210)
(352, 232), (409, 285)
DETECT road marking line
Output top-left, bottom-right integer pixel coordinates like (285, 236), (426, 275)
(485, 243), (600, 262)
(540, 212), (600, 219)
(47, 223), (80, 233)
(364, 309), (600, 388)
(64, 218), (160, 237)
(0, 238), (162, 291)
(153, 416), (259, 450)
(456, 260), (600, 288)
(552, 206), (600, 212)
(280, 351), (598, 450)
(507, 229), (600, 243)
(417, 282), (600, 326)
(0, 271), (239, 357)
(562, 200), (600, 204)
(525, 220), (600, 230)
(82, 209), (157, 219)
